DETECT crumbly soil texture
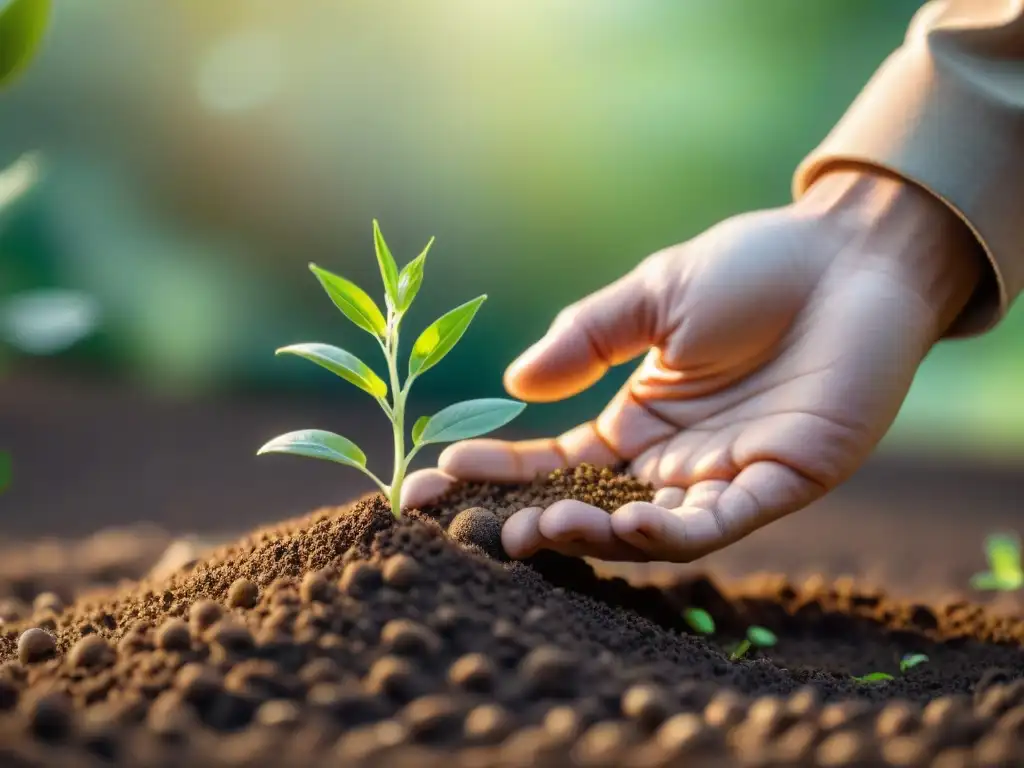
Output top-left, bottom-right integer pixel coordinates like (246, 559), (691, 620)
(0, 465), (1022, 767)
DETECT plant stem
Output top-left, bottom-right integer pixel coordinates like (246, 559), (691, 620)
(385, 309), (406, 518)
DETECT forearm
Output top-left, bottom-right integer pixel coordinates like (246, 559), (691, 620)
(794, 0), (1024, 336)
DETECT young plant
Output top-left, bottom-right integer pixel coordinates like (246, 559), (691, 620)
(970, 533), (1023, 591)
(852, 653), (929, 684)
(257, 221), (525, 518)
(729, 625), (777, 661)
(683, 607), (715, 636)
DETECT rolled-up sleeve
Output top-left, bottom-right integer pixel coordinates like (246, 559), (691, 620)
(794, 0), (1024, 335)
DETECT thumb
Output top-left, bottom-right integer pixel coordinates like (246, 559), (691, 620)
(505, 262), (667, 402)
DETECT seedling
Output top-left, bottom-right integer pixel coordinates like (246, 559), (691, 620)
(683, 607), (715, 635)
(852, 652), (929, 684)
(851, 672), (894, 684)
(729, 625), (777, 661)
(970, 533), (1023, 591)
(258, 221), (525, 518)
(899, 653), (929, 673)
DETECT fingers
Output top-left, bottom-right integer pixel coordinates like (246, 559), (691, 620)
(400, 468), (456, 511)
(505, 265), (665, 403)
(611, 461), (825, 561)
(502, 501), (648, 562)
(438, 422), (620, 483)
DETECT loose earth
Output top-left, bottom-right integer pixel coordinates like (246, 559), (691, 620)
(0, 465), (1021, 767)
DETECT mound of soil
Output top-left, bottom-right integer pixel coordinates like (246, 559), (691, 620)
(0, 465), (1022, 767)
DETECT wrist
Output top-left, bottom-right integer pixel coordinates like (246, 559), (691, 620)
(796, 166), (983, 340)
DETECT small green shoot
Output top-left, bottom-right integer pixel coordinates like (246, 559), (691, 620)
(899, 653), (928, 673)
(683, 607), (715, 635)
(970, 533), (1023, 591)
(729, 625), (777, 661)
(851, 672), (894, 684)
(853, 652), (929, 684)
(258, 221), (526, 518)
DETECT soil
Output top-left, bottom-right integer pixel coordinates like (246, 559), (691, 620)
(0, 466), (1020, 766)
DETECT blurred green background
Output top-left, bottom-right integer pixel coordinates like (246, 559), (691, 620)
(2, 0), (1022, 465)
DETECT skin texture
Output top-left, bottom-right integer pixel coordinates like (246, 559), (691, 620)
(403, 168), (984, 563)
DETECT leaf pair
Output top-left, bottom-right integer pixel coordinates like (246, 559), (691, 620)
(258, 398), (526, 469)
(308, 262), (484, 381)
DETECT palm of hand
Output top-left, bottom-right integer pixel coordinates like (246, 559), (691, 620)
(403, 208), (938, 562)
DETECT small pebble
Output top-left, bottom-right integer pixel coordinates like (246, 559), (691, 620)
(447, 507), (503, 559)
(621, 683), (674, 730)
(32, 592), (63, 615)
(256, 699), (301, 727)
(155, 619), (191, 652)
(227, 578), (259, 609)
(448, 653), (497, 692)
(18, 628), (56, 664)
(189, 599), (223, 632)
(464, 703), (516, 744)
(382, 554), (422, 589)
(68, 634), (114, 669)
(339, 561), (382, 596)
(380, 619), (441, 657)
(300, 570), (335, 603)
(519, 646), (578, 697)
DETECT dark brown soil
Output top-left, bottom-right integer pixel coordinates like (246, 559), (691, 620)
(0, 465), (1022, 767)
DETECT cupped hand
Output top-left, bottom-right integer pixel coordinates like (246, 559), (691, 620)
(404, 169), (982, 562)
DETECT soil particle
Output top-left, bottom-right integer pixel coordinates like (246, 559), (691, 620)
(226, 578), (259, 609)
(446, 507), (504, 559)
(0, 465), (1022, 766)
(17, 628), (56, 664)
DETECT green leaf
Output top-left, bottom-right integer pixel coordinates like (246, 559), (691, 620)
(970, 570), (1022, 591)
(985, 533), (1022, 583)
(372, 220), (400, 307)
(851, 672), (894, 684)
(0, 451), (10, 493)
(309, 263), (386, 338)
(746, 626), (777, 648)
(411, 415), (430, 445)
(683, 607), (715, 635)
(0, 0), (51, 88)
(409, 295), (486, 377)
(899, 653), (928, 673)
(275, 343), (386, 399)
(417, 398), (525, 445)
(257, 429), (366, 469)
(729, 639), (751, 661)
(396, 237), (433, 312)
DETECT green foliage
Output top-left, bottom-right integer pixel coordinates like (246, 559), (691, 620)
(409, 295), (487, 377)
(851, 672), (894, 684)
(0, 0), (51, 88)
(899, 653), (928, 673)
(259, 222), (525, 517)
(683, 607), (715, 635)
(970, 533), (1023, 591)
(415, 399), (526, 446)
(852, 651), (928, 684)
(729, 624), (777, 661)
(746, 626), (777, 648)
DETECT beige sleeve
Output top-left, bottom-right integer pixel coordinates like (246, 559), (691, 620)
(793, 0), (1024, 336)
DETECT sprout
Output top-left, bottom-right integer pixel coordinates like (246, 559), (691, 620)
(0, 451), (9, 494)
(970, 533), (1023, 592)
(853, 651), (929, 684)
(899, 653), (929, 673)
(851, 672), (894, 684)
(729, 625), (777, 661)
(258, 221), (525, 518)
(683, 607), (715, 635)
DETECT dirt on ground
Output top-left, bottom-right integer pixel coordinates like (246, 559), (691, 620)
(0, 465), (1020, 767)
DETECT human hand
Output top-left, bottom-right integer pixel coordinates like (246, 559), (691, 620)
(403, 169), (983, 562)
